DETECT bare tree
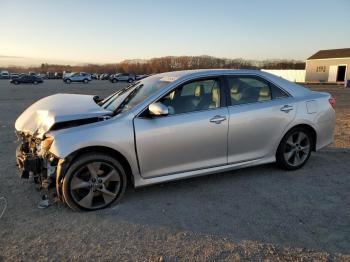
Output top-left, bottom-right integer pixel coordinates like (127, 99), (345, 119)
(2, 56), (305, 74)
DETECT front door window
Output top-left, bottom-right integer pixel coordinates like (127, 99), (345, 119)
(159, 79), (221, 115)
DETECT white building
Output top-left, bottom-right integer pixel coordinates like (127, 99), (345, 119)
(305, 48), (350, 83)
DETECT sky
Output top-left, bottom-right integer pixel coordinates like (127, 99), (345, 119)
(0, 0), (349, 66)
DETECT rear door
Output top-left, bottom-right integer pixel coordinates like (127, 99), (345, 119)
(225, 75), (296, 164)
(134, 77), (229, 178)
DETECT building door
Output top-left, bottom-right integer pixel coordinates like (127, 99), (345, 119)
(336, 66), (346, 82)
(328, 65), (337, 82)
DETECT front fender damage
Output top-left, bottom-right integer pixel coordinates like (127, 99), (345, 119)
(55, 155), (75, 202)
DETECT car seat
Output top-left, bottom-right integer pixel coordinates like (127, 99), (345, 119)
(258, 86), (271, 101)
(209, 87), (220, 108)
(231, 81), (242, 104)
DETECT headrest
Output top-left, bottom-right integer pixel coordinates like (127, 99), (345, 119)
(212, 87), (220, 106)
(259, 86), (270, 97)
(194, 85), (202, 97)
(231, 83), (239, 94)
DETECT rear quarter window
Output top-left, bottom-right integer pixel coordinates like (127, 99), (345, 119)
(270, 84), (289, 99)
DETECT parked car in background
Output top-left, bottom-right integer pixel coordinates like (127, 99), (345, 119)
(29, 72), (38, 77)
(10, 74), (43, 85)
(99, 73), (110, 80)
(14, 69), (335, 211)
(37, 73), (47, 79)
(10, 73), (20, 79)
(55, 72), (63, 79)
(91, 73), (98, 80)
(0, 70), (10, 79)
(46, 72), (56, 79)
(63, 72), (92, 84)
(109, 73), (136, 83)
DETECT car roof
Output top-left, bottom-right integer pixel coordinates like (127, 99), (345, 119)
(154, 69), (311, 97)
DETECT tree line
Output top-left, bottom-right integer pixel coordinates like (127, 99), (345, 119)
(2, 55), (305, 74)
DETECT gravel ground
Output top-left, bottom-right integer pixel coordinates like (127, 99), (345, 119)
(0, 80), (349, 261)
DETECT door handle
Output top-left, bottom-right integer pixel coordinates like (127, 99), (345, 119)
(280, 105), (294, 113)
(210, 115), (227, 124)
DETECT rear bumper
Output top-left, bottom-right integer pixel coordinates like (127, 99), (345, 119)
(316, 113), (336, 150)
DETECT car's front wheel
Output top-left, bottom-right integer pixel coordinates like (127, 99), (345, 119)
(112, 79), (117, 83)
(62, 153), (127, 211)
(127, 78), (133, 83)
(33, 81), (38, 85)
(276, 127), (312, 170)
(65, 79), (71, 84)
(83, 79), (88, 84)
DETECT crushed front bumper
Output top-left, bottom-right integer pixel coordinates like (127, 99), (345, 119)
(15, 133), (58, 188)
(16, 144), (43, 179)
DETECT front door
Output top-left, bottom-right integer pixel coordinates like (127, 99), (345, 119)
(134, 78), (228, 178)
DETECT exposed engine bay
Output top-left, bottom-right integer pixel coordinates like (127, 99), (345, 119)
(16, 132), (58, 194)
(14, 93), (113, 207)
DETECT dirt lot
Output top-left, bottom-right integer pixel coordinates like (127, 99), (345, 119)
(0, 80), (349, 261)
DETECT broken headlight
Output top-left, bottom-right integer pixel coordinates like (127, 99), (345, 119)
(40, 137), (54, 153)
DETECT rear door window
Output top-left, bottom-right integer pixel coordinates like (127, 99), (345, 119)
(227, 76), (288, 106)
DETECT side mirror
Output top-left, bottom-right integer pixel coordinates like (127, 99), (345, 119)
(148, 102), (169, 116)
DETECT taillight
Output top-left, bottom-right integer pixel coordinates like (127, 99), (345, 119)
(329, 97), (336, 109)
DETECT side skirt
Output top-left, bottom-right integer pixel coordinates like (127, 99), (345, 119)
(133, 156), (275, 188)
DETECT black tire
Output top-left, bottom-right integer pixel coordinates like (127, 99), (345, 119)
(62, 153), (127, 211)
(14, 81), (19, 85)
(276, 127), (313, 170)
(33, 81), (38, 85)
(112, 79), (117, 83)
(127, 78), (133, 83)
(65, 79), (71, 84)
(83, 79), (88, 84)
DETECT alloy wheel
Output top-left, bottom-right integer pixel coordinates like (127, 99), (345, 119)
(69, 161), (121, 209)
(283, 131), (311, 167)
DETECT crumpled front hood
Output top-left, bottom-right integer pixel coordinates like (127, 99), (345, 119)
(15, 93), (112, 138)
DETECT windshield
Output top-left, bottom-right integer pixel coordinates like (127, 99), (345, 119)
(101, 75), (171, 114)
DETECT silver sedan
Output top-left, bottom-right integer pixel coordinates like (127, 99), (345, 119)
(15, 69), (336, 211)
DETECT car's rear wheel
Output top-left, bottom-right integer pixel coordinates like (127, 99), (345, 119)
(276, 127), (312, 170)
(127, 78), (133, 83)
(14, 81), (19, 85)
(62, 153), (127, 211)
(83, 79), (88, 84)
(65, 79), (71, 84)
(33, 81), (38, 85)
(112, 79), (117, 83)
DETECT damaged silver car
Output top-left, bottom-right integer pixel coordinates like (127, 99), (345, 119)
(15, 70), (336, 211)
